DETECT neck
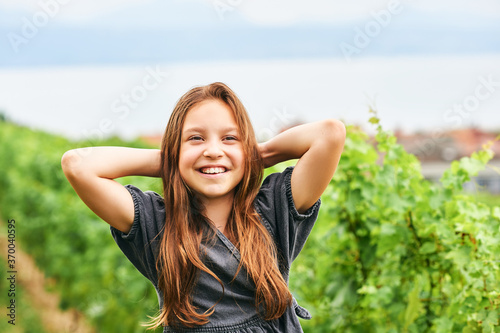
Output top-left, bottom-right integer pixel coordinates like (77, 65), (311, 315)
(201, 193), (234, 235)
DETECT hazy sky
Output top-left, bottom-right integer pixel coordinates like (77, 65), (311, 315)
(2, 0), (500, 25)
(1, 1), (499, 140)
(1, 0), (499, 67)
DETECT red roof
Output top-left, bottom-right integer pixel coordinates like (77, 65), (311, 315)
(393, 127), (500, 162)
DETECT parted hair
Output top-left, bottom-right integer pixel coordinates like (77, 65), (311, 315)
(149, 82), (292, 329)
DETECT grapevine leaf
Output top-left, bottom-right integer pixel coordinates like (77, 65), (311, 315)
(492, 207), (500, 221)
(403, 277), (423, 331)
(460, 157), (486, 177)
(482, 309), (499, 332)
(419, 242), (437, 254)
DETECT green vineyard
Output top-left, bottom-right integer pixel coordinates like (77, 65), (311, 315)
(0, 117), (499, 332)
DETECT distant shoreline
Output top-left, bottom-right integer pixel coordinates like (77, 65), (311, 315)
(1, 55), (499, 141)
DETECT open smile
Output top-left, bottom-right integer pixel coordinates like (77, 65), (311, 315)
(197, 166), (229, 178)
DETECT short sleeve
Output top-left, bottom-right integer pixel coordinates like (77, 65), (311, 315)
(110, 184), (165, 285)
(254, 166), (321, 271)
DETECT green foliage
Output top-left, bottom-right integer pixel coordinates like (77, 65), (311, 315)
(468, 193), (500, 208)
(0, 122), (161, 332)
(1, 116), (499, 332)
(289, 113), (500, 332)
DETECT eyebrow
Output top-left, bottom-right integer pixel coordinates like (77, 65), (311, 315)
(183, 126), (239, 134)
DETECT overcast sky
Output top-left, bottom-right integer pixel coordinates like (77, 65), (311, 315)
(1, 0), (499, 67)
(2, 0), (500, 25)
(1, 0), (499, 139)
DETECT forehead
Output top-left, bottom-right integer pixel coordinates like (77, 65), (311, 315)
(182, 100), (239, 132)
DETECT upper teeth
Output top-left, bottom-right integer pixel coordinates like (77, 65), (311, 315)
(201, 167), (226, 174)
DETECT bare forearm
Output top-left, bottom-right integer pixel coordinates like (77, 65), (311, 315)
(61, 147), (161, 179)
(259, 119), (345, 168)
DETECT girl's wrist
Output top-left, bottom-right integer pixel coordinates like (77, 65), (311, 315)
(258, 142), (280, 168)
(258, 143), (270, 168)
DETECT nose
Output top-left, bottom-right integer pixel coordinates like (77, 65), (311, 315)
(203, 140), (223, 158)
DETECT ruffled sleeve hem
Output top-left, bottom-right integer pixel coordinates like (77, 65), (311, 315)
(283, 166), (321, 222)
(110, 185), (142, 240)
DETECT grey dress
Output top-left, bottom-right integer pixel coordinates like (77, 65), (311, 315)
(110, 166), (321, 332)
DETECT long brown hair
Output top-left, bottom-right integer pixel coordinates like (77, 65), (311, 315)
(149, 82), (292, 328)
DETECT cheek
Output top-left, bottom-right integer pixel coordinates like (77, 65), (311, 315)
(231, 148), (246, 173)
(178, 149), (195, 181)
(179, 146), (198, 166)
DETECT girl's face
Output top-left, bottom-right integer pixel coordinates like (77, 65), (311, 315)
(179, 99), (245, 204)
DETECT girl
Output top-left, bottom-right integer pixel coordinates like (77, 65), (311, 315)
(61, 82), (345, 332)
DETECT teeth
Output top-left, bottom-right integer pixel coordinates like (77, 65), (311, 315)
(201, 167), (226, 174)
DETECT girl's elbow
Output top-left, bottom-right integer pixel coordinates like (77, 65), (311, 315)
(322, 119), (346, 143)
(61, 149), (83, 177)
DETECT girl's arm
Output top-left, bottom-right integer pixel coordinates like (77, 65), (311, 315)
(258, 119), (346, 214)
(61, 147), (161, 233)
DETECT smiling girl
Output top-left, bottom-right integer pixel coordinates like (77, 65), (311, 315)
(61, 82), (345, 332)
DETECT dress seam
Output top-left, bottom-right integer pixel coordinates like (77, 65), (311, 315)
(164, 314), (268, 332)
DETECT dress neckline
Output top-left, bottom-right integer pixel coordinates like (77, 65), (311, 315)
(214, 228), (241, 262)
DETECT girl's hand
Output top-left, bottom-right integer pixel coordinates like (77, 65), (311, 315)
(258, 142), (279, 169)
(259, 120), (346, 213)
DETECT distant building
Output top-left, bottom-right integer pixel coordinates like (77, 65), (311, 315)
(394, 127), (500, 194)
